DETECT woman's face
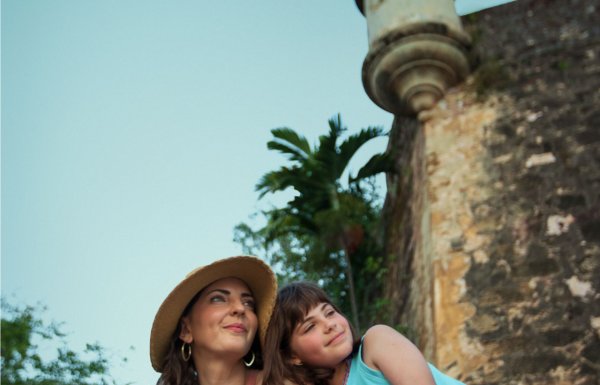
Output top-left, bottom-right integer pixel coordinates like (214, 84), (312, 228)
(288, 302), (353, 368)
(179, 277), (258, 360)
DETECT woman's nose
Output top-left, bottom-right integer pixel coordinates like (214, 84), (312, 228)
(230, 299), (246, 315)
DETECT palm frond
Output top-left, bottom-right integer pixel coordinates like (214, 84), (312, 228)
(262, 208), (318, 242)
(287, 188), (330, 213)
(349, 152), (394, 183)
(256, 167), (303, 198)
(316, 114), (345, 163)
(270, 128), (312, 156)
(267, 140), (308, 163)
(337, 126), (385, 178)
(328, 114), (346, 138)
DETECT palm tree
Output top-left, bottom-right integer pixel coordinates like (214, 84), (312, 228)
(255, 114), (390, 330)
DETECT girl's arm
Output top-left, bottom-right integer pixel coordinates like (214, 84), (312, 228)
(362, 325), (436, 385)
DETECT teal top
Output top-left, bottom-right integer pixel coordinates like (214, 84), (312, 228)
(347, 342), (466, 385)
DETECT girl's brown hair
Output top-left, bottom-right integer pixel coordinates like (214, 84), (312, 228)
(262, 282), (358, 385)
(157, 290), (263, 385)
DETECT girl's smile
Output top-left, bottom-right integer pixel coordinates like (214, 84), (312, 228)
(326, 330), (346, 346)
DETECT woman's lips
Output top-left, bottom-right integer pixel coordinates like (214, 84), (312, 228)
(224, 323), (247, 333)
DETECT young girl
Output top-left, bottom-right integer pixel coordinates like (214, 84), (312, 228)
(262, 282), (465, 385)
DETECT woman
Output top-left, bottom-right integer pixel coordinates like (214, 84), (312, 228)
(150, 255), (278, 385)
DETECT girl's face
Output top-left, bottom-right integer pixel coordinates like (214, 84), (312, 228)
(289, 302), (353, 368)
(179, 277), (258, 359)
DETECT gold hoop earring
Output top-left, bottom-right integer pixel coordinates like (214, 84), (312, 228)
(181, 342), (192, 362)
(243, 351), (255, 367)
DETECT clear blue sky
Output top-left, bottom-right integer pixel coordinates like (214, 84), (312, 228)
(2, 1), (510, 384)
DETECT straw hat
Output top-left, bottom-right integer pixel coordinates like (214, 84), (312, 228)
(150, 255), (277, 372)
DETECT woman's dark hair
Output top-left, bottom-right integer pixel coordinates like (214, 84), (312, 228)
(262, 282), (359, 385)
(157, 287), (263, 385)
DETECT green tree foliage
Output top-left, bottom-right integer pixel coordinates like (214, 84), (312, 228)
(234, 115), (391, 331)
(1, 299), (121, 385)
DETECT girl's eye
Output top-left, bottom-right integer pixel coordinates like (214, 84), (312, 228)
(303, 324), (314, 333)
(324, 306), (336, 317)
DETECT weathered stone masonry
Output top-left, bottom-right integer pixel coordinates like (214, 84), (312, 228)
(383, 1), (600, 384)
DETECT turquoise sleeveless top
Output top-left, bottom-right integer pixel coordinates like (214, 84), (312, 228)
(347, 341), (466, 385)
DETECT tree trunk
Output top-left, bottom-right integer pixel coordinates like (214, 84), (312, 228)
(341, 248), (360, 331)
(381, 116), (421, 325)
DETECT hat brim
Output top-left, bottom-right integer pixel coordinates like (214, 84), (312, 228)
(150, 255), (277, 372)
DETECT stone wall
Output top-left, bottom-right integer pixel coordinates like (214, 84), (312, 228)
(384, 0), (600, 383)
